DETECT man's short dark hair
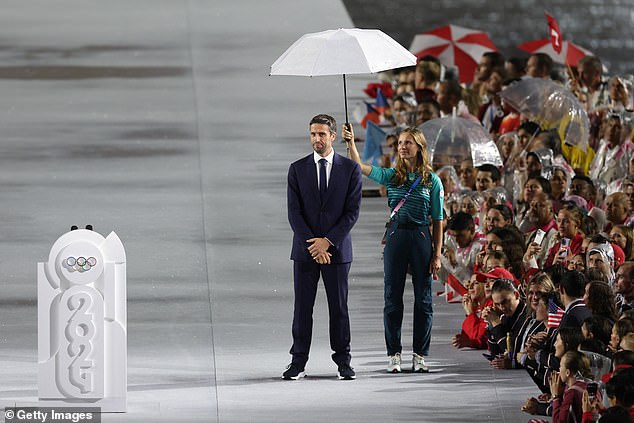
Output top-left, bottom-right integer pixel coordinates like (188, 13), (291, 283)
(441, 79), (462, 100)
(477, 164), (501, 182)
(572, 175), (595, 188)
(589, 234), (610, 245)
(491, 204), (513, 222)
(309, 114), (337, 134)
(596, 405), (632, 423)
(519, 121), (541, 136)
(560, 270), (586, 298)
(483, 51), (505, 68)
(582, 315), (613, 346)
(448, 211), (475, 231)
(605, 367), (634, 407)
(537, 129), (562, 155)
(618, 262), (634, 281)
(506, 57), (526, 73)
(418, 55), (441, 65)
(585, 267), (608, 284)
(491, 278), (517, 294)
(543, 263), (565, 287)
(531, 52), (553, 75)
(525, 174), (552, 195)
(613, 350), (634, 368)
(419, 98), (441, 114)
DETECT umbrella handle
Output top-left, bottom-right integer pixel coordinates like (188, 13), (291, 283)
(343, 74), (349, 125)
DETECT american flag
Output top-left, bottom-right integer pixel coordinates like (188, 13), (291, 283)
(548, 298), (565, 328)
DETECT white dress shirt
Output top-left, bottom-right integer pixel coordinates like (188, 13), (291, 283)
(313, 149), (334, 190)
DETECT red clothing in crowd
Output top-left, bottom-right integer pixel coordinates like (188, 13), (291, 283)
(544, 232), (584, 267)
(460, 298), (492, 349)
(499, 113), (520, 134)
(552, 380), (587, 423)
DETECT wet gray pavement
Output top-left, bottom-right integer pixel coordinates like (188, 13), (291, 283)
(1, 1), (544, 422)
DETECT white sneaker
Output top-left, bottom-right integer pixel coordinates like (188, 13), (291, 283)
(412, 353), (429, 373)
(387, 353), (402, 373)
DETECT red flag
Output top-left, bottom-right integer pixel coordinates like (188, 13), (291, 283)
(545, 12), (562, 54)
(447, 274), (468, 296)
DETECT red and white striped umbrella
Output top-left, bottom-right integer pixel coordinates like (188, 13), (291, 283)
(518, 38), (594, 68)
(409, 24), (497, 84)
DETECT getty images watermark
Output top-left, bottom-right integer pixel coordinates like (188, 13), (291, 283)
(4, 407), (101, 423)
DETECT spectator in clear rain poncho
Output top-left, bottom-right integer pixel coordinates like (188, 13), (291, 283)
(523, 192), (559, 270)
(604, 192), (634, 235)
(586, 243), (616, 288)
(498, 131), (518, 198)
(484, 204), (514, 234)
(441, 212), (484, 302)
(459, 189), (485, 235)
(608, 75), (633, 111)
(516, 175), (552, 234)
(437, 165), (461, 219)
(548, 163), (573, 214)
(457, 158), (477, 191)
(589, 113), (634, 186)
(481, 186), (511, 232)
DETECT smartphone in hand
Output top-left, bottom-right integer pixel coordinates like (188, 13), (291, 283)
(559, 237), (571, 256)
(587, 381), (598, 400)
(534, 229), (546, 245)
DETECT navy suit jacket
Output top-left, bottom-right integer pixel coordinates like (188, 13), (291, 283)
(287, 152), (362, 263)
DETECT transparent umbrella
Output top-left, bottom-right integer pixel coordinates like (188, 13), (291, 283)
(419, 114), (502, 168)
(500, 78), (589, 152)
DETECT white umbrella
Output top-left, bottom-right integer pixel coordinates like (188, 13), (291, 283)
(270, 28), (416, 123)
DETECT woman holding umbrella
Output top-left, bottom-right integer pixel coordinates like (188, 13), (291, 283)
(344, 124), (444, 373)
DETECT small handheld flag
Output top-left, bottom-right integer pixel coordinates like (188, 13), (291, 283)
(547, 298), (565, 328)
(362, 121), (385, 166)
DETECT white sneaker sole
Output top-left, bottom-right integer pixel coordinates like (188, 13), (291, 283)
(412, 367), (429, 373)
(282, 371), (305, 380)
(337, 373), (356, 380)
(387, 366), (401, 373)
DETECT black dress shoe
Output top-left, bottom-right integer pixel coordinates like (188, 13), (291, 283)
(337, 364), (356, 380)
(282, 363), (305, 380)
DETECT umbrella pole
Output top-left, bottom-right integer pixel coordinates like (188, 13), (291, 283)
(343, 74), (349, 125)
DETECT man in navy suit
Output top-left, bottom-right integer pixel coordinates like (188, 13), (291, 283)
(283, 114), (362, 380)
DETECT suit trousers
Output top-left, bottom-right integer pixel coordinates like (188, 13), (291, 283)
(290, 260), (351, 367)
(383, 224), (433, 356)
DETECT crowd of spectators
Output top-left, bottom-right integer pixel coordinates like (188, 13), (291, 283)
(358, 51), (634, 421)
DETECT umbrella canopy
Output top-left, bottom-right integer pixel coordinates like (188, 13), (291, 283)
(419, 115), (502, 168)
(518, 38), (594, 67)
(271, 28), (416, 76)
(271, 28), (416, 123)
(409, 25), (497, 84)
(500, 78), (589, 152)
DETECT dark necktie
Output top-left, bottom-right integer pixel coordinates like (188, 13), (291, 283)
(319, 158), (327, 199)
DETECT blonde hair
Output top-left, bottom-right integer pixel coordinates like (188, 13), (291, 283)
(392, 127), (433, 187)
(528, 272), (556, 293)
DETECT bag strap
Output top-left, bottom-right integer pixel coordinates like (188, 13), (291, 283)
(390, 176), (422, 220)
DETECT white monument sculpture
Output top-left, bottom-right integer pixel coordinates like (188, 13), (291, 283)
(38, 227), (127, 412)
